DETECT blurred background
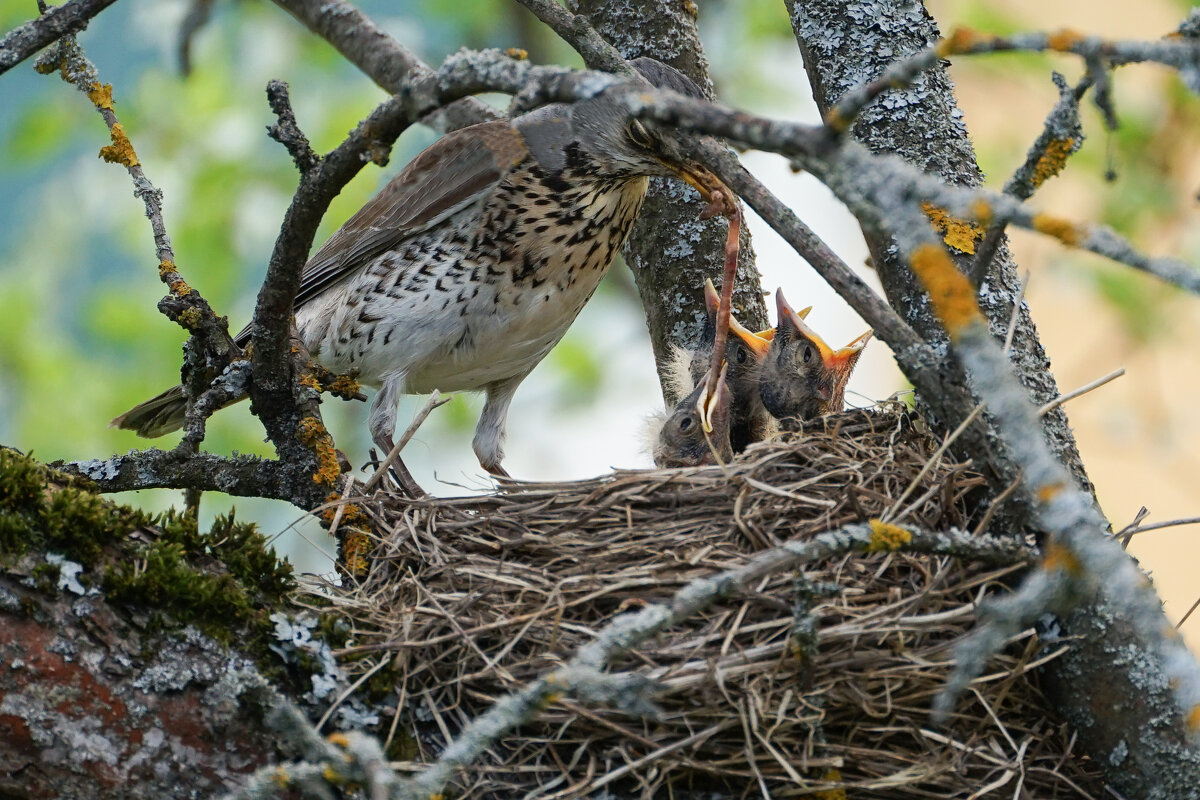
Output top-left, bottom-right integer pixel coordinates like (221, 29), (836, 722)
(1, 0), (1197, 641)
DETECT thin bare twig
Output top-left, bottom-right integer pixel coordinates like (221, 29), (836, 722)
(362, 391), (451, 493)
(0, 0), (118, 76)
(1037, 368), (1125, 417)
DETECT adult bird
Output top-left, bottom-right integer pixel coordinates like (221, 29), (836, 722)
(758, 288), (872, 425)
(111, 58), (727, 492)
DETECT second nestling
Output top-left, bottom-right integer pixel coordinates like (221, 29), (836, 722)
(759, 288), (873, 429)
(651, 283), (872, 468)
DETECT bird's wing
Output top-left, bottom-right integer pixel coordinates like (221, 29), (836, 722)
(236, 120), (527, 344)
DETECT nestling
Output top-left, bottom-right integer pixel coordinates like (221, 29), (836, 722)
(111, 59), (728, 488)
(758, 288), (872, 425)
(650, 362), (733, 468)
(666, 279), (784, 452)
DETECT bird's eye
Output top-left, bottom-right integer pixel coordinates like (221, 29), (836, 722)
(679, 416), (694, 432)
(627, 119), (653, 148)
(736, 346), (748, 364)
(802, 345), (814, 364)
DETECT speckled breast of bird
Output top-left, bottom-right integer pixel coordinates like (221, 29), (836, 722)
(297, 159), (648, 395)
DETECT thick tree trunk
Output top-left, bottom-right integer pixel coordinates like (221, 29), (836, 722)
(785, 2), (1200, 795)
(568, 0), (769, 404)
(785, 0), (1092, 497)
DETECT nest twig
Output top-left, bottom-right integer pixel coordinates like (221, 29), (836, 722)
(302, 405), (1105, 798)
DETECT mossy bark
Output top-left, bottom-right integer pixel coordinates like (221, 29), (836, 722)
(0, 448), (305, 798)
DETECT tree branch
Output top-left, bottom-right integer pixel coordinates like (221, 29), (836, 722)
(906, 236), (1200, 788)
(971, 72), (1089, 285)
(0, 0), (118, 77)
(565, 0), (768, 404)
(54, 448), (297, 503)
(512, 0), (629, 74)
(269, 0), (499, 133)
(37, 29), (240, 457)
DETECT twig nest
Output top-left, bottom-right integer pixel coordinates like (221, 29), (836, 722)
(314, 405), (1103, 797)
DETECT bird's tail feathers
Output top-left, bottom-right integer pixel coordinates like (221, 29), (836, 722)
(109, 384), (190, 438)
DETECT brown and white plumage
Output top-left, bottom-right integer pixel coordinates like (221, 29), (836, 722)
(113, 59), (725, 481)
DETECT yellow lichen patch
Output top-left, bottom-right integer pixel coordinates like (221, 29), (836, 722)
(1188, 704), (1200, 734)
(298, 373), (322, 392)
(868, 519), (912, 552)
(922, 203), (985, 254)
(970, 198), (993, 227)
(98, 122), (139, 167)
(1042, 542), (1082, 576)
(86, 82), (115, 111)
(1047, 29), (1085, 52)
(814, 769), (847, 800)
(1031, 138), (1077, 188)
(177, 307), (203, 331)
(339, 529), (371, 578)
(168, 279), (192, 297)
(326, 732), (350, 748)
(504, 47), (528, 60)
(682, 0), (699, 17)
(296, 416), (341, 487)
(159, 258), (177, 278)
(271, 766), (290, 787)
(328, 372), (362, 398)
(1036, 481), (1065, 503)
(824, 106), (848, 133)
(1035, 208), (1086, 245)
(908, 243), (983, 336)
(936, 27), (993, 57)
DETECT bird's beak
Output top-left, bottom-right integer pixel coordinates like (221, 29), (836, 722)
(695, 360), (731, 434)
(827, 329), (873, 372)
(669, 161), (734, 213)
(776, 289), (834, 362)
(729, 316), (772, 358)
(703, 278), (721, 315)
(840, 329), (874, 354)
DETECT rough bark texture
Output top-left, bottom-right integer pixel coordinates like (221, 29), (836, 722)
(785, 0), (1093, 499)
(567, 0), (769, 404)
(0, 449), (308, 799)
(787, 2), (1200, 795)
(0, 588), (277, 798)
(1040, 603), (1200, 800)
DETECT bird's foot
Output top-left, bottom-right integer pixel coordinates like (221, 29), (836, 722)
(483, 462), (512, 481)
(364, 445), (427, 499)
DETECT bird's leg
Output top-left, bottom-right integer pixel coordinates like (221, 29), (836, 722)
(472, 372), (528, 480)
(366, 376), (426, 498)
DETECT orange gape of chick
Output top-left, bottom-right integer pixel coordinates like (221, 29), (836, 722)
(652, 280), (874, 469)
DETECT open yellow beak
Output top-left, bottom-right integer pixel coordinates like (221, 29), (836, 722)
(729, 316), (772, 358)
